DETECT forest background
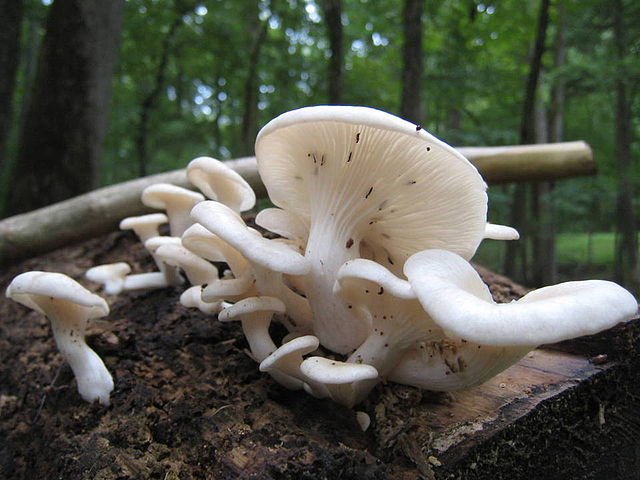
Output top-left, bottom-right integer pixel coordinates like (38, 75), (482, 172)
(0, 0), (638, 292)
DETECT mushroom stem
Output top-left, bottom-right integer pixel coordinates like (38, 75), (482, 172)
(304, 222), (368, 354)
(43, 299), (113, 405)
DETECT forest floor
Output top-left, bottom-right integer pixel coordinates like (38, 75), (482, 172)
(1, 227), (639, 480)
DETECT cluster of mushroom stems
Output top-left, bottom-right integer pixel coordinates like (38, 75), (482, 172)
(6, 106), (638, 418)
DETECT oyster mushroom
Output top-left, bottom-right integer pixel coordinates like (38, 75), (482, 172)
(219, 296), (303, 389)
(6, 271), (114, 405)
(191, 201), (313, 332)
(119, 213), (168, 243)
(255, 105), (512, 354)
(335, 258), (528, 394)
(141, 183), (204, 236)
(403, 249), (639, 347)
(85, 262), (131, 295)
(186, 156), (256, 212)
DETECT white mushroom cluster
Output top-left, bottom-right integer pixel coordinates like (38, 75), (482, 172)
(6, 106), (638, 410)
(185, 106), (637, 407)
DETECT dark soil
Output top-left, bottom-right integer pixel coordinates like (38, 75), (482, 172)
(0, 229), (631, 480)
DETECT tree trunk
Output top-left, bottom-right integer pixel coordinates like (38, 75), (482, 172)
(5, 0), (124, 216)
(531, 97), (555, 286)
(612, 0), (639, 291)
(134, 6), (184, 177)
(400, 0), (424, 123)
(504, 0), (550, 281)
(0, 0), (24, 172)
(239, 7), (270, 157)
(320, 0), (343, 104)
(533, 2), (566, 286)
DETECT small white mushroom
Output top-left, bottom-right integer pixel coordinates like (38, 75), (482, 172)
(219, 296), (302, 390)
(218, 296), (286, 361)
(182, 224), (255, 302)
(180, 286), (227, 314)
(119, 213), (169, 242)
(141, 183), (204, 236)
(186, 156), (256, 212)
(85, 262), (131, 295)
(259, 335), (328, 397)
(299, 356), (379, 407)
(192, 201), (313, 332)
(6, 272), (114, 405)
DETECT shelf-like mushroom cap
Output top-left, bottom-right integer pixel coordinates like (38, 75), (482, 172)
(404, 249), (639, 346)
(218, 296), (286, 322)
(300, 356), (378, 385)
(7, 271), (109, 318)
(186, 156), (256, 212)
(260, 335), (319, 373)
(182, 224), (234, 264)
(255, 105), (488, 266)
(120, 213), (169, 241)
(191, 201), (310, 276)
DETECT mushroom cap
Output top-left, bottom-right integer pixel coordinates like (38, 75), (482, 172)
(255, 105), (488, 264)
(404, 249), (639, 346)
(119, 213), (168, 231)
(141, 183), (204, 210)
(144, 235), (182, 253)
(85, 263), (132, 295)
(255, 208), (309, 244)
(181, 224), (229, 263)
(259, 335), (319, 372)
(191, 201), (310, 276)
(334, 258), (415, 300)
(186, 156), (256, 212)
(6, 271), (109, 318)
(300, 356), (379, 384)
(218, 296), (286, 322)
(85, 263), (131, 282)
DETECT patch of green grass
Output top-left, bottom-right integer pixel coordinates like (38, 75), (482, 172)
(473, 231), (626, 275)
(555, 232), (617, 266)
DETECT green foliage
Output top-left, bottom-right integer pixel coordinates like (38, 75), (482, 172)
(3, 0), (638, 251)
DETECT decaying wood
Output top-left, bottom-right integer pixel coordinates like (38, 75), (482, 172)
(1, 229), (638, 479)
(0, 157), (262, 266)
(462, 141), (596, 184)
(0, 142), (594, 266)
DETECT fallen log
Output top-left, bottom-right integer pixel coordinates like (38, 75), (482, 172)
(461, 141), (596, 184)
(0, 142), (594, 266)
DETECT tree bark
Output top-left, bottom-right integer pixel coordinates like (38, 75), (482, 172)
(320, 0), (343, 104)
(612, 0), (639, 291)
(504, 0), (550, 280)
(0, 0), (24, 172)
(5, 0), (125, 216)
(400, 0), (424, 123)
(532, 3), (566, 287)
